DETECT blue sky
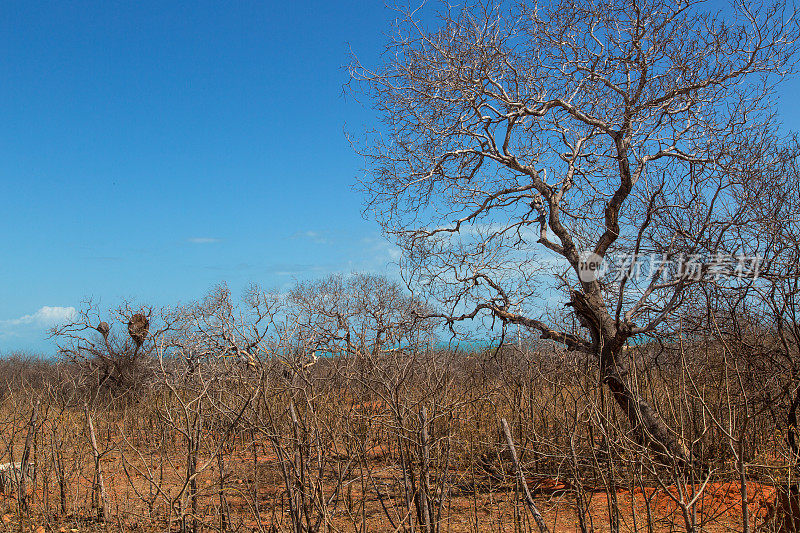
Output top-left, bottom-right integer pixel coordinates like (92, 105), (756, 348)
(2, 1), (800, 354)
(0, 0), (400, 353)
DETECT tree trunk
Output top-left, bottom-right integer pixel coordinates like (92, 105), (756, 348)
(18, 399), (40, 514)
(600, 347), (691, 464)
(85, 404), (111, 522)
(501, 418), (550, 533)
(572, 289), (691, 464)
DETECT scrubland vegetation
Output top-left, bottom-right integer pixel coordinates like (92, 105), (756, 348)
(7, 0), (800, 530)
(0, 273), (799, 532)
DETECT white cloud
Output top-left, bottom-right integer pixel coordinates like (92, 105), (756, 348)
(290, 230), (329, 244)
(359, 236), (403, 271)
(1, 306), (76, 327)
(379, 241), (402, 261)
(188, 237), (221, 244)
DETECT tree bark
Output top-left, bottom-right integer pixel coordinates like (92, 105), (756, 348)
(600, 356), (691, 464)
(501, 418), (550, 533)
(572, 289), (691, 464)
(85, 404), (111, 521)
(18, 399), (40, 513)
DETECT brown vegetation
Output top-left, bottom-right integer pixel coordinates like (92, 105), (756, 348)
(5, 0), (800, 531)
(0, 279), (798, 532)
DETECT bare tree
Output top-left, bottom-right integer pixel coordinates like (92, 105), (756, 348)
(289, 273), (437, 358)
(711, 141), (800, 528)
(350, 0), (800, 461)
(52, 300), (176, 400)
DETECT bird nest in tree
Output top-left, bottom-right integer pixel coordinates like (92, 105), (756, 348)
(127, 313), (149, 347)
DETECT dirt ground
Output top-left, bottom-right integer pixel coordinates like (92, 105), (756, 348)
(0, 447), (788, 532)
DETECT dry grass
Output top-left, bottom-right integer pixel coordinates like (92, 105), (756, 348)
(0, 346), (794, 532)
